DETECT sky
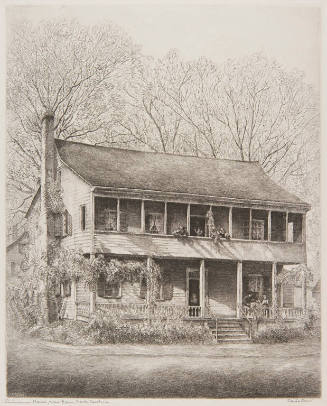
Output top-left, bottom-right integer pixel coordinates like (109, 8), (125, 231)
(6, 3), (321, 89)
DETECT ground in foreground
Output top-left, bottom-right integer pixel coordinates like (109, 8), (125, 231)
(7, 337), (320, 398)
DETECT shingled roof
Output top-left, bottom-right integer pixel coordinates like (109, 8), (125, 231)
(55, 139), (309, 208)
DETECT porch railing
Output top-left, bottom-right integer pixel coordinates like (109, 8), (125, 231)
(76, 301), (90, 318)
(95, 303), (203, 318)
(240, 305), (303, 320)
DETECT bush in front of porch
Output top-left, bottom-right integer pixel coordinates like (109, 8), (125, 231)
(85, 309), (213, 344)
(252, 312), (320, 344)
(29, 310), (213, 345)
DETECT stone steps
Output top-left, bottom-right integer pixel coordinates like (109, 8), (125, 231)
(208, 318), (252, 344)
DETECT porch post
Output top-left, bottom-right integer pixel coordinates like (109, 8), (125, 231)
(285, 211), (289, 242)
(164, 201), (167, 234)
(187, 204), (191, 235)
(229, 207), (233, 237)
(302, 213), (306, 244)
(89, 253), (96, 314)
(117, 198), (120, 232)
(249, 209), (252, 240)
(200, 260), (206, 317)
(72, 278), (77, 320)
(267, 210), (272, 241)
(236, 261), (243, 318)
(146, 256), (152, 304)
(141, 200), (145, 232)
(302, 274), (307, 315)
(272, 262), (277, 317)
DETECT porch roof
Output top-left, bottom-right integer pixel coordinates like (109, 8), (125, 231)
(94, 233), (306, 264)
(55, 139), (309, 209)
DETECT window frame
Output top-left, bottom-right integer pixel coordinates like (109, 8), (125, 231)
(97, 274), (122, 299)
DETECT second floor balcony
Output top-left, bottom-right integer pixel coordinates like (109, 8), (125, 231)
(93, 195), (305, 245)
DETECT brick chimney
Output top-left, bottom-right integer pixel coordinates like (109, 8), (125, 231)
(40, 111), (56, 256)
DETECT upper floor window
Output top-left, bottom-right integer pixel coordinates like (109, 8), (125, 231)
(120, 199), (142, 233)
(271, 211), (286, 242)
(287, 213), (303, 243)
(145, 201), (165, 234)
(167, 202), (187, 235)
(95, 197), (117, 231)
(80, 205), (86, 231)
(190, 205), (209, 237)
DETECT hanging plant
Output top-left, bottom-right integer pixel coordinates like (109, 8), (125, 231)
(172, 225), (189, 238)
(206, 208), (230, 244)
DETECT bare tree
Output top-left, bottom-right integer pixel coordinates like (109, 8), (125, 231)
(7, 19), (140, 223)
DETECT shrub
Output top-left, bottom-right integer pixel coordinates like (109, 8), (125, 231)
(252, 320), (320, 344)
(85, 309), (212, 344)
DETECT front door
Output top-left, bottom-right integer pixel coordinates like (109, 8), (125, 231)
(187, 270), (200, 317)
(189, 279), (200, 306)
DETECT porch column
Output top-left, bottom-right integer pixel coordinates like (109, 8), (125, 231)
(249, 209), (252, 240)
(117, 198), (120, 231)
(164, 201), (167, 234)
(236, 261), (243, 318)
(302, 274), (307, 315)
(285, 211), (289, 242)
(72, 278), (77, 320)
(302, 213), (306, 244)
(228, 207), (233, 237)
(199, 260), (206, 317)
(141, 200), (145, 232)
(146, 257), (152, 304)
(89, 253), (96, 314)
(272, 262), (277, 317)
(268, 210), (272, 241)
(187, 204), (191, 235)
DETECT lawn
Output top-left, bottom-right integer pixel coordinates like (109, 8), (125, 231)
(7, 336), (321, 398)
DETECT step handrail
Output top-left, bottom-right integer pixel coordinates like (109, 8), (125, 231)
(237, 304), (253, 339)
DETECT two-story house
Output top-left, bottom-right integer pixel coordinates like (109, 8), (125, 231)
(25, 112), (311, 327)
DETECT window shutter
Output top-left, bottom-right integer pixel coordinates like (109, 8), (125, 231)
(163, 274), (173, 300)
(68, 212), (72, 235)
(47, 214), (55, 236)
(64, 281), (71, 297)
(139, 277), (147, 299)
(62, 210), (68, 236)
(54, 214), (63, 237)
(283, 285), (294, 308)
(97, 275), (105, 298)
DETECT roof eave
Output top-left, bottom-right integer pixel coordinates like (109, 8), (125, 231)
(92, 185), (311, 212)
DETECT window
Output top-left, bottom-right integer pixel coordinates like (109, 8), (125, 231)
(287, 213), (303, 243)
(252, 210), (268, 240)
(80, 205), (86, 231)
(232, 208), (250, 239)
(251, 219), (265, 240)
(190, 205), (209, 237)
(167, 203), (187, 235)
(120, 199), (142, 233)
(271, 211), (286, 242)
(282, 285), (294, 308)
(61, 280), (71, 297)
(57, 170), (61, 187)
(95, 197), (117, 231)
(63, 210), (72, 236)
(145, 201), (165, 234)
(97, 274), (121, 298)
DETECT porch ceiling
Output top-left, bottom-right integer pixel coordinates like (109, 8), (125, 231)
(94, 233), (306, 263)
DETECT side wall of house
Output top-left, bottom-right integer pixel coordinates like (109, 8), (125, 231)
(59, 163), (91, 253)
